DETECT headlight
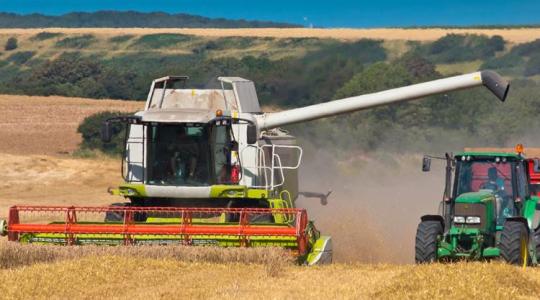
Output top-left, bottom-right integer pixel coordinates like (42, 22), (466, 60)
(466, 216), (481, 224)
(122, 188), (137, 196)
(453, 216), (465, 224)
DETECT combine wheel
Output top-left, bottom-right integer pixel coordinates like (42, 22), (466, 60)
(105, 203), (127, 222)
(500, 221), (531, 267)
(415, 220), (442, 263)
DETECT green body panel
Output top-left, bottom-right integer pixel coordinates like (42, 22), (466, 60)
(456, 190), (494, 203)
(523, 196), (538, 228)
(209, 185), (269, 199)
(110, 184), (147, 197)
(456, 151), (521, 159)
(112, 183), (272, 200)
(306, 236), (333, 265)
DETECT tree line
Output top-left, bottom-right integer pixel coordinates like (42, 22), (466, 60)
(0, 11), (300, 28)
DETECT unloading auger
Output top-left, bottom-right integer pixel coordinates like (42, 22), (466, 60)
(1, 71), (509, 265)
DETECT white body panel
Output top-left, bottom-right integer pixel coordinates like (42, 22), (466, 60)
(125, 124), (145, 183)
(145, 185), (211, 198)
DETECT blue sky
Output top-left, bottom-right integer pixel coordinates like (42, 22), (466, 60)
(0, 0), (538, 28)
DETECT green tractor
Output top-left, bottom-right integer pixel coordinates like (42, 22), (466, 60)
(416, 147), (540, 266)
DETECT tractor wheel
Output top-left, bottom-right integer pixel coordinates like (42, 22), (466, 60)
(500, 221), (531, 267)
(535, 228), (540, 262)
(415, 220), (442, 263)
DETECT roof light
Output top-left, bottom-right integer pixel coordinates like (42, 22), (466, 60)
(216, 109), (223, 117)
(515, 143), (524, 154)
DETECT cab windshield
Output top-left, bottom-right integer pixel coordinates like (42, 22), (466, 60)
(455, 160), (514, 198)
(454, 158), (528, 225)
(146, 123), (232, 186)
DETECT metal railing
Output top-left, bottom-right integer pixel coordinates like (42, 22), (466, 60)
(241, 144), (302, 191)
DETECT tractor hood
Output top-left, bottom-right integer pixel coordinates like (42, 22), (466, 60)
(455, 190), (495, 204)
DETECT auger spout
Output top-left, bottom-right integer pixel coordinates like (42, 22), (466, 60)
(257, 70), (509, 130)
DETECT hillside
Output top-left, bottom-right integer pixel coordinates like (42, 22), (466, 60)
(1, 28), (539, 158)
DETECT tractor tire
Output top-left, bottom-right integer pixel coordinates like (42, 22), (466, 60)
(535, 228), (540, 262)
(415, 220), (442, 263)
(500, 221), (531, 266)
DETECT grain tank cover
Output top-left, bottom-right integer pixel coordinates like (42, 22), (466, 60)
(218, 77), (261, 113)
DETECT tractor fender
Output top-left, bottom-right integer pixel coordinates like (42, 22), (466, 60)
(420, 215), (445, 230)
(504, 217), (530, 232)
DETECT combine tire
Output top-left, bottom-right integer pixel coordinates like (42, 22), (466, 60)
(415, 220), (442, 263)
(500, 221), (531, 266)
(105, 203), (127, 222)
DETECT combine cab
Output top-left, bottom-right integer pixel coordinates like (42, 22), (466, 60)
(417, 146), (540, 266)
(1, 71), (509, 265)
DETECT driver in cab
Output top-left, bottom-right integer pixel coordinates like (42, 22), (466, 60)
(481, 167), (505, 192)
(481, 166), (513, 222)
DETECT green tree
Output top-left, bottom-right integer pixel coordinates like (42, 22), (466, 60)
(4, 37), (17, 51)
(77, 111), (129, 155)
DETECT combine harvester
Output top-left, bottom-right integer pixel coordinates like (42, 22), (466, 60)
(417, 146), (540, 266)
(0, 71), (509, 265)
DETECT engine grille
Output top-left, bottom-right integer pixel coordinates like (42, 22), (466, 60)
(454, 203), (486, 229)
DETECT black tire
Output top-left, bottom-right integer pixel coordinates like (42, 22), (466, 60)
(535, 228), (540, 262)
(105, 203), (127, 222)
(500, 221), (531, 266)
(415, 220), (443, 263)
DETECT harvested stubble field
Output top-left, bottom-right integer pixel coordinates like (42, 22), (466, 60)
(1, 94), (540, 299)
(0, 94), (143, 155)
(0, 241), (539, 299)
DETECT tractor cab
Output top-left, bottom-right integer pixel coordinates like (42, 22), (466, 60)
(452, 152), (528, 226)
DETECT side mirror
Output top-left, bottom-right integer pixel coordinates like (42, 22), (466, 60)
(246, 124), (258, 145)
(422, 156), (431, 172)
(101, 121), (112, 143)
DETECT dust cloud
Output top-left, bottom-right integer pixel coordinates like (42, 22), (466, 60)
(296, 149), (446, 264)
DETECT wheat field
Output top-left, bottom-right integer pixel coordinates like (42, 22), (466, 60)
(0, 241), (538, 300)
(2, 28), (540, 42)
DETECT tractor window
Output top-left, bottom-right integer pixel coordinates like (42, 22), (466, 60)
(146, 124), (211, 186)
(516, 163), (528, 200)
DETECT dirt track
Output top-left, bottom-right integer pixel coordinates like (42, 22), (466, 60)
(2, 27), (540, 43)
